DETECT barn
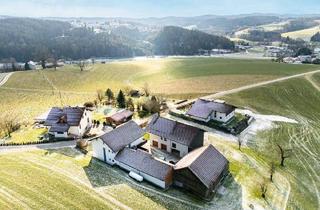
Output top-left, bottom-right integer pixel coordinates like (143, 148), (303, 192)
(173, 145), (229, 200)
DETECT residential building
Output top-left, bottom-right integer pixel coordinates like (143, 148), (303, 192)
(173, 145), (229, 200)
(146, 115), (204, 157)
(115, 148), (173, 189)
(106, 109), (134, 126)
(44, 107), (92, 139)
(91, 121), (145, 165)
(187, 99), (236, 123)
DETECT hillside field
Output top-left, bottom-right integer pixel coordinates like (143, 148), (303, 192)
(0, 57), (318, 121)
(282, 25), (320, 41)
(222, 74), (320, 210)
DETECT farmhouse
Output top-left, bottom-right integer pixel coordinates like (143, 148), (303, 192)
(44, 107), (92, 139)
(107, 109), (134, 126)
(146, 115), (204, 157)
(91, 121), (145, 165)
(173, 145), (229, 200)
(115, 148), (173, 189)
(187, 99), (236, 123)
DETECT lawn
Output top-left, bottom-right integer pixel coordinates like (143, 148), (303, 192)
(0, 147), (243, 210)
(221, 74), (320, 210)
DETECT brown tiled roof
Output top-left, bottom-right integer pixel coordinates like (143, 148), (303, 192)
(115, 148), (172, 181)
(100, 121), (144, 152)
(174, 145), (228, 188)
(146, 115), (204, 147)
(187, 99), (236, 120)
(45, 107), (86, 127)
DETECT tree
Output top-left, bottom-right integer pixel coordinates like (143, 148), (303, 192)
(105, 88), (114, 102)
(296, 47), (312, 56)
(0, 112), (20, 138)
(96, 90), (105, 105)
(117, 90), (126, 108)
(77, 60), (88, 71)
(277, 144), (292, 167)
(238, 138), (243, 151)
(269, 162), (276, 182)
(311, 32), (320, 42)
(126, 98), (135, 111)
(24, 62), (31, 71)
(260, 182), (268, 199)
(143, 82), (151, 97)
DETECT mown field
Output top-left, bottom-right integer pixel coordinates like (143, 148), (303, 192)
(222, 74), (320, 210)
(0, 147), (245, 210)
(1, 57), (318, 121)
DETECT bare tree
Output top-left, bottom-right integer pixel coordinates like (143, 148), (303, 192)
(96, 89), (105, 105)
(260, 182), (268, 199)
(77, 60), (88, 71)
(277, 144), (292, 167)
(269, 162), (276, 182)
(142, 82), (151, 97)
(238, 138), (243, 151)
(0, 112), (20, 138)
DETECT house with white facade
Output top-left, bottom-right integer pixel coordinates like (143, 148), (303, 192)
(186, 99), (236, 123)
(146, 115), (204, 157)
(44, 107), (92, 139)
(91, 121), (145, 165)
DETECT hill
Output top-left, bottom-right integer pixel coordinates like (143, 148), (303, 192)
(153, 26), (234, 55)
(0, 18), (145, 62)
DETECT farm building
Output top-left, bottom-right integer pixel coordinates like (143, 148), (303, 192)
(91, 121), (145, 165)
(146, 115), (204, 157)
(115, 148), (173, 189)
(44, 107), (92, 139)
(173, 145), (229, 200)
(187, 99), (236, 123)
(107, 110), (133, 126)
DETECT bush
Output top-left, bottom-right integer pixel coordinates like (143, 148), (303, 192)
(138, 110), (149, 118)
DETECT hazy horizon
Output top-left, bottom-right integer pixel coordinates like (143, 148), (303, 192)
(0, 0), (320, 18)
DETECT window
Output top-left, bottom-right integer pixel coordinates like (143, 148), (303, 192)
(87, 118), (89, 123)
(163, 138), (167, 141)
(172, 143), (176, 148)
(79, 124), (81, 129)
(57, 132), (64, 134)
(220, 117), (222, 119)
(153, 141), (158, 147)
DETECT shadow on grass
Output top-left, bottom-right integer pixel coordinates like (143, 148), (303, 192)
(83, 158), (244, 210)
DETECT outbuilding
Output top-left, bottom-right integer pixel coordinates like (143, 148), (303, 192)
(173, 145), (229, 200)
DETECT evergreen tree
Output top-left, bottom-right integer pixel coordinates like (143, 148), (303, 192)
(24, 62), (30, 70)
(105, 88), (114, 102)
(117, 90), (126, 108)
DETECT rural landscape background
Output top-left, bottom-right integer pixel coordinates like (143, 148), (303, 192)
(1, 0), (320, 210)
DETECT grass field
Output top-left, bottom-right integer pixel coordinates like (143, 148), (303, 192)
(282, 25), (320, 41)
(221, 74), (320, 210)
(0, 147), (246, 210)
(1, 58), (318, 122)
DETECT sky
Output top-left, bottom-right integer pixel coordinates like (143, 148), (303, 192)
(0, 0), (320, 18)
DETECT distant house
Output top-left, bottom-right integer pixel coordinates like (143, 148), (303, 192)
(44, 107), (92, 139)
(173, 145), (229, 200)
(27, 61), (37, 70)
(187, 99), (236, 123)
(91, 121), (145, 165)
(115, 148), (173, 189)
(107, 110), (134, 126)
(297, 55), (312, 63)
(146, 115), (204, 157)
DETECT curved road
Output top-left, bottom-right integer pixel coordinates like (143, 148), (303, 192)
(176, 69), (320, 108)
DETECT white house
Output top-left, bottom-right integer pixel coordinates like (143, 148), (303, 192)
(146, 115), (204, 157)
(115, 148), (173, 189)
(44, 107), (92, 139)
(186, 99), (236, 123)
(91, 121), (145, 165)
